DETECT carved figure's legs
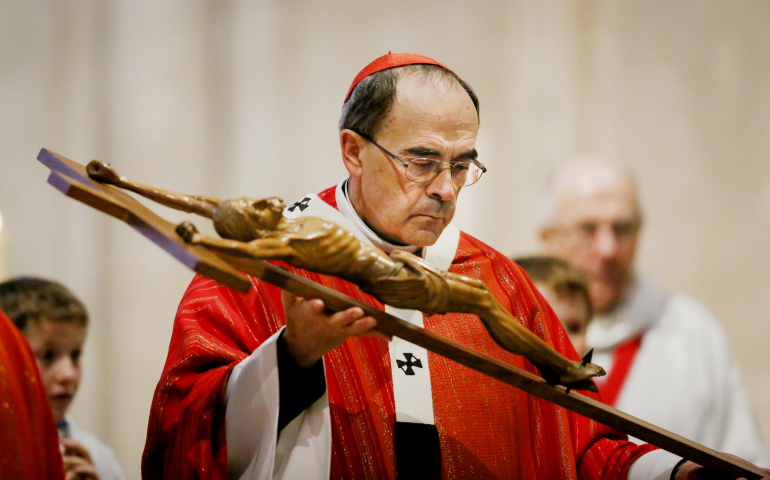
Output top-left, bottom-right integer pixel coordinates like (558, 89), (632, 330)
(87, 160), (223, 218)
(367, 250), (605, 391)
(475, 301), (604, 391)
(176, 221), (296, 261)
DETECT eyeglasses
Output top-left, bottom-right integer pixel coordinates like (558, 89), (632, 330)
(357, 132), (487, 187)
(554, 220), (641, 247)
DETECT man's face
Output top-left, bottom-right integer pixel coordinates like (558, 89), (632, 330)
(346, 74), (479, 247)
(24, 318), (86, 422)
(535, 283), (590, 356)
(541, 177), (640, 314)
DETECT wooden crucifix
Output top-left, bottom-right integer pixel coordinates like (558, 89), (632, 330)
(37, 148), (766, 479)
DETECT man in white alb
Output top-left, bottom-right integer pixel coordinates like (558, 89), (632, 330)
(539, 157), (768, 466)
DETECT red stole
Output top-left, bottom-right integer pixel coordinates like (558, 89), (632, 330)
(143, 185), (656, 479)
(594, 337), (643, 407)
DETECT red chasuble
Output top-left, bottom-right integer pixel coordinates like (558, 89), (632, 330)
(0, 310), (65, 480)
(143, 186), (655, 479)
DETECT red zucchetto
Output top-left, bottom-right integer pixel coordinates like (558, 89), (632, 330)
(344, 51), (449, 102)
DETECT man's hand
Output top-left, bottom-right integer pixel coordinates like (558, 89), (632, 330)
(281, 291), (387, 368)
(61, 438), (99, 480)
(674, 460), (770, 480)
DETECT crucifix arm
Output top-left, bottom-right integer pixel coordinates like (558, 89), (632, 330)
(87, 160), (222, 218)
(176, 221), (296, 261)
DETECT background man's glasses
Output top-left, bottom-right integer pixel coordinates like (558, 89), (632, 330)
(553, 221), (641, 246)
(356, 132), (486, 187)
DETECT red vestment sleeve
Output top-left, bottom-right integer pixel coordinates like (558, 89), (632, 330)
(0, 309), (65, 480)
(142, 274), (287, 479)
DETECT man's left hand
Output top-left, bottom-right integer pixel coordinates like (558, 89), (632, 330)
(674, 460), (770, 479)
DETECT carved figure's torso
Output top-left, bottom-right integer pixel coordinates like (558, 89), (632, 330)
(271, 217), (401, 285)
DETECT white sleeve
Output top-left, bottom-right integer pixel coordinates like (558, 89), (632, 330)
(627, 450), (682, 480)
(224, 328), (332, 480)
(708, 341), (769, 467)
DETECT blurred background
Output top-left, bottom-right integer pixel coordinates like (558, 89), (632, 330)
(1, 1), (769, 477)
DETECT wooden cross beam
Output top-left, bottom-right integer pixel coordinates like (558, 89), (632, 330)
(37, 148), (766, 479)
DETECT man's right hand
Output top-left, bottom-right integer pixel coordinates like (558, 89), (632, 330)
(281, 290), (384, 368)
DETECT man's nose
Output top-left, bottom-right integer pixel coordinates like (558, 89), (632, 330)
(594, 225), (620, 258)
(426, 166), (458, 201)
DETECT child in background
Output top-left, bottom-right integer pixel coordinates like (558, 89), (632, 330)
(513, 256), (593, 357)
(0, 277), (125, 480)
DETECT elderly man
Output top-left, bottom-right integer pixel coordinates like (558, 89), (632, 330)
(143, 54), (766, 480)
(539, 158), (768, 466)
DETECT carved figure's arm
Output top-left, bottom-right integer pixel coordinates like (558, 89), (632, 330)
(87, 160), (222, 218)
(176, 221), (296, 261)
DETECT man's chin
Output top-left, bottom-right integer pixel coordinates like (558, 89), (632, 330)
(392, 233), (431, 248)
(402, 218), (450, 246)
(402, 226), (446, 247)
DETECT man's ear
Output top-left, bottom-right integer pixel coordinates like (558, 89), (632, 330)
(340, 129), (365, 178)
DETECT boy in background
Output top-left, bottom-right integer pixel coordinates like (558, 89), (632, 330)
(514, 256), (593, 357)
(0, 277), (125, 480)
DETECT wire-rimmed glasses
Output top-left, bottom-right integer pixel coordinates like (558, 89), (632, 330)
(357, 132), (487, 187)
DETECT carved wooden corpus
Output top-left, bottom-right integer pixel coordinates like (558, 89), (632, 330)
(85, 158), (603, 391)
(38, 148), (766, 480)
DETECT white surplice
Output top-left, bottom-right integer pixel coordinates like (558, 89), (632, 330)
(587, 276), (769, 467)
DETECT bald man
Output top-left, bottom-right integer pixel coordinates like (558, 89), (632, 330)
(539, 157), (768, 466)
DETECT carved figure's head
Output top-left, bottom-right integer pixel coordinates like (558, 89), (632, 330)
(212, 197), (285, 241)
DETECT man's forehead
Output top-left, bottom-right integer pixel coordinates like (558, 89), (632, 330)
(552, 163), (639, 223)
(557, 190), (639, 225)
(386, 75), (479, 128)
(394, 71), (468, 101)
